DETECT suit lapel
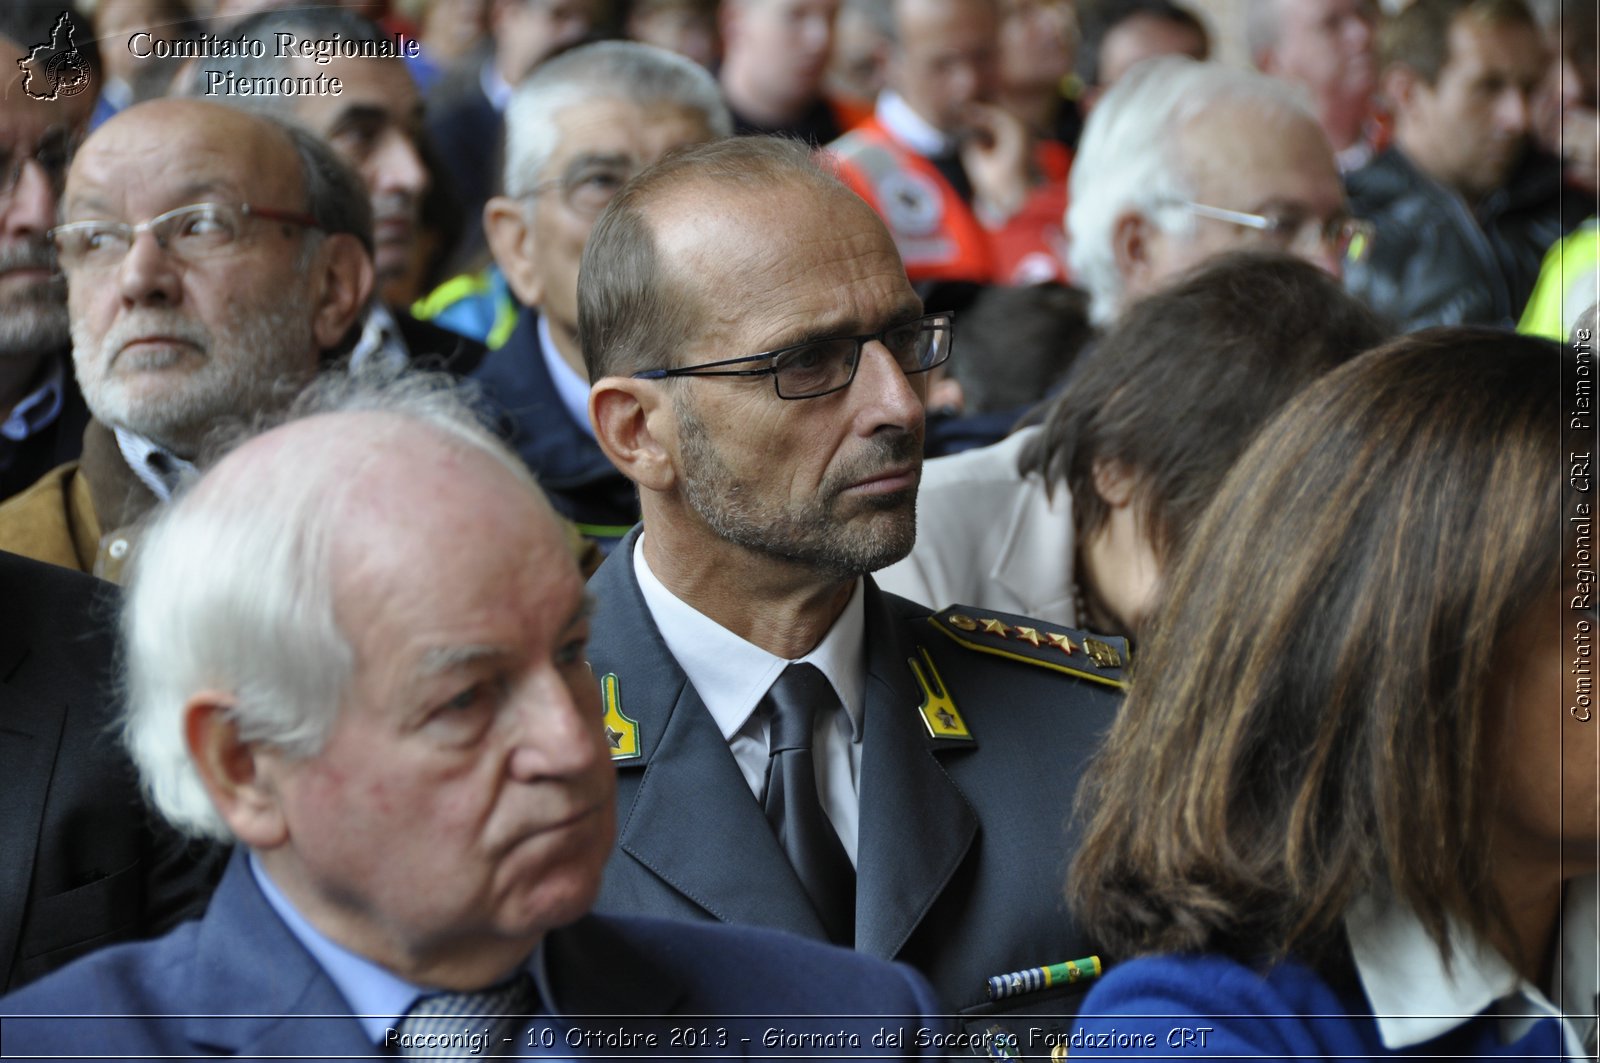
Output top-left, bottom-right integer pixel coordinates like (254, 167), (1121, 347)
(0, 646), (62, 986)
(591, 531), (825, 940)
(617, 682), (827, 939)
(854, 582), (978, 959)
(182, 854), (374, 1058)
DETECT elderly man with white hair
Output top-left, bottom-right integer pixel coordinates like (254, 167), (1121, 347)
(1065, 55), (1370, 327)
(0, 371), (944, 1058)
(472, 40), (731, 555)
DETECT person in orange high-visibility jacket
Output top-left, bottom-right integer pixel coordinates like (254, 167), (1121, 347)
(828, 109), (1070, 287)
(823, 0), (1075, 290)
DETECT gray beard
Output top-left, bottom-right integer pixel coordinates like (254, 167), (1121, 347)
(71, 296), (316, 455)
(0, 241), (69, 362)
(674, 395), (920, 580)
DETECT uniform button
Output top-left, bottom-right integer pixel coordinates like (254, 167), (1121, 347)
(108, 538), (129, 559)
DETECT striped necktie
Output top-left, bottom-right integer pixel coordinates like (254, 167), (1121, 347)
(397, 972), (536, 1058)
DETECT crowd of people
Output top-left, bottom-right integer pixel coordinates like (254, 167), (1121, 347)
(0, 0), (1593, 1056)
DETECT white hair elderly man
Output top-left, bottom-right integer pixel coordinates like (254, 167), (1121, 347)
(1066, 55), (1370, 326)
(472, 40), (730, 556)
(0, 371), (945, 1057)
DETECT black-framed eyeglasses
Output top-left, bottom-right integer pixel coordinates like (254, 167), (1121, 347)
(632, 312), (955, 400)
(48, 202), (323, 273)
(0, 126), (78, 201)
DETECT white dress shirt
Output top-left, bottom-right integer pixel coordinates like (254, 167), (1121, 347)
(1346, 876), (1598, 1059)
(349, 303), (411, 373)
(874, 91), (951, 158)
(112, 427), (196, 502)
(632, 534), (866, 864)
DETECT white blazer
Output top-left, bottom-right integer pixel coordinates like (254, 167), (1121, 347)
(877, 426), (1079, 625)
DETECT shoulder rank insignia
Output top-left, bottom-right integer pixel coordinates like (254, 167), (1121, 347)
(598, 672), (642, 761)
(929, 606), (1130, 690)
(907, 645), (973, 740)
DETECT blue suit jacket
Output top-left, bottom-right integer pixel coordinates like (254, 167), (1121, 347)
(0, 853), (949, 1060)
(1072, 952), (1572, 1059)
(589, 528), (1129, 1032)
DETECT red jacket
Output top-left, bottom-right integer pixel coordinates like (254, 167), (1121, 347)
(826, 116), (1070, 286)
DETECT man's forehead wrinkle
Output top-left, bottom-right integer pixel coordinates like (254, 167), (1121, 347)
(73, 99), (305, 207)
(418, 643), (514, 677)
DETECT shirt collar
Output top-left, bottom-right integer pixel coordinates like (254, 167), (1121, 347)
(1346, 876), (1598, 1058)
(1335, 137), (1375, 174)
(112, 426), (196, 502)
(481, 60), (515, 113)
(250, 852), (429, 1044)
(350, 303), (410, 373)
(537, 314), (595, 439)
(248, 854), (561, 1045)
(1, 358), (65, 444)
(874, 90), (952, 158)
(631, 532), (866, 744)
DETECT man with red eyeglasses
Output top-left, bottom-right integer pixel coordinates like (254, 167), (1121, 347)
(0, 98), (373, 581)
(0, 35), (90, 503)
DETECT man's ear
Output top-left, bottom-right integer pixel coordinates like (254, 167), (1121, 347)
(1091, 457), (1138, 508)
(185, 695), (289, 850)
(590, 376), (678, 493)
(1110, 210), (1158, 295)
(310, 233), (375, 353)
(485, 196), (545, 308)
(1382, 63), (1423, 118)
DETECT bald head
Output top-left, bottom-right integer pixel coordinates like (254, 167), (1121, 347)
(206, 406), (559, 555)
(75, 97), (307, 203)
(578, 135), (874, 381)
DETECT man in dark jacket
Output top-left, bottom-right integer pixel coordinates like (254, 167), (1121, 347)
(471, 42), (730, 553)
(1344, 0), (1590, 329)
(0, 549), (220, 992)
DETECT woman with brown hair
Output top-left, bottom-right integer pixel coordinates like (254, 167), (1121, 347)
(1068, 328), (1595, 1057)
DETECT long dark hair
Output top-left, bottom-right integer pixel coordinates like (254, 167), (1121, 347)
(1019, 251), (1388, 566)
(1069, 328), (1567, 974)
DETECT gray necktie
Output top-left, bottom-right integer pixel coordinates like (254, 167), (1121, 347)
(397, 972), (536, 1058)
(761, 662), (856, 946)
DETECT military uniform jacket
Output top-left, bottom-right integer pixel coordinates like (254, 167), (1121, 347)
(589, 528), (1128, 1033)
